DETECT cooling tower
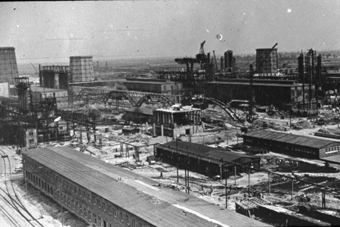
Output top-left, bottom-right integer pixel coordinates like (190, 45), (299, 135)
(255, 48), (278, 74)
(0, 47), (19, 84)
(69, 56), (94, 83)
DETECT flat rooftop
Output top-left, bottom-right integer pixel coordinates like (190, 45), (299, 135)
(155, 107), (201, 113)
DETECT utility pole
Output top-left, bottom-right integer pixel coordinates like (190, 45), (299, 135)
(176, 139), (179, 183)
(225, 167), (228, 209)
(291, 179), (294, 200)
(248, 169), (251, 197)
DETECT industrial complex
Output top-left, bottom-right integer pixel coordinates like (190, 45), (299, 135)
(1, 21), (340, 227)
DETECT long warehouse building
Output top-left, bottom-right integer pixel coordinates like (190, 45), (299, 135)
(22, 147), (269, 227)
(243, 130), (340, 160)
(155, 141), (261, 178)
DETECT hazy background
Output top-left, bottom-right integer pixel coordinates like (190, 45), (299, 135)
(1, 0), (340, 64)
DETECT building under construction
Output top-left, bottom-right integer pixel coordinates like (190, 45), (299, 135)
(0, 77), (71, 147)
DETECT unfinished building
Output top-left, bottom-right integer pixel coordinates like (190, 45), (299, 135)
(0, 77), (71, 147)
(155, 141), (260, 178)
(39, 65), (69, 89)
(152, 105), (203, 137)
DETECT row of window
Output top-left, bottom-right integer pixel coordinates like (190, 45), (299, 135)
(325, 147), (339, 152)
(24, 156), (150, 227)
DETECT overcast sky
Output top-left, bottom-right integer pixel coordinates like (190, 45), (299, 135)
(1, 0), (340, 63)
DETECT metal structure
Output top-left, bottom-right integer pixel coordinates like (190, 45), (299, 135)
(73, 86), (180, 108)
(0, 77), (70, 147)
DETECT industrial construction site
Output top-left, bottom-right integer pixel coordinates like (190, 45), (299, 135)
(1, 1), (340, 227)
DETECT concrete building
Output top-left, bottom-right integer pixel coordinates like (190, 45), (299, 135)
(243, 130), (340, 160)
(22, 146), (269, 227)
(153, 106), (203, 137)
(155, 141), (261, 178)
(0, 47), (19, 84)
(23, 128), (38, 148)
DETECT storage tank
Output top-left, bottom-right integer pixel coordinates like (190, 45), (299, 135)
(255, 48), (278, 74)
(69, 56), (94, 82)
(0, 47), (19, 84)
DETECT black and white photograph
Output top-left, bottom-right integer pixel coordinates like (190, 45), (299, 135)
(0, 1), (340, 226)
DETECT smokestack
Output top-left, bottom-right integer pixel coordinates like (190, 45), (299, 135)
(207, 53), (210, 63)
(316, 54), (322, 109)
(220, 56), (224, 71)
(298, 54), (304, 106)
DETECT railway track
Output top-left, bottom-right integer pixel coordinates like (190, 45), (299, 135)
(0, 202), (21, 227)
(0, 149), (44, 227)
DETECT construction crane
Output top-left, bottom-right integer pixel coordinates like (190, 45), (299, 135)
(196, 41), (207, 62)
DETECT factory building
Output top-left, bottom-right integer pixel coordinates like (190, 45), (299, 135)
(22, 146), (268, 227)
(243, 130), (340, 160)
(153, 106), (203, 137)
(206, 79), (314, 108)
(0, 47), (19, 84)
(155, 141), (261, 178)
(123, 78), (182, 94)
